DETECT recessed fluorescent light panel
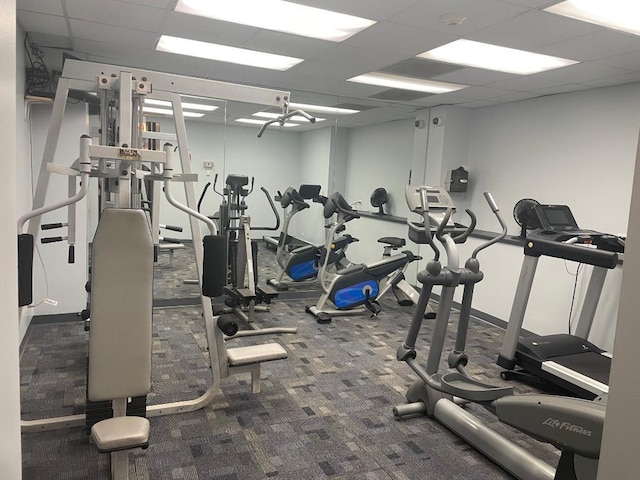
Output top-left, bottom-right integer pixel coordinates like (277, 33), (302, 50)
(144, 99), (218, 112)
(175, 0), (375, 42)
(347, 72), (467, 94)
(287, 102), (359, 115)
(253, 112), (325, 122)
(236, 118), (298, 127)
(545, 1), (640, 36)
(419, 39), (579, 75)
(143, 107), (204, 118)
(156, 35), (303, 71)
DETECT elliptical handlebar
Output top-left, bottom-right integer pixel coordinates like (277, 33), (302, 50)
(451, 209), (476, 244)
(472, 192), (508, 259)
(197, 182), (211, 213)
(248, 186), (281, 231)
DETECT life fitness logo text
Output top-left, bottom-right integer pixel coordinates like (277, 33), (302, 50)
(543, 418), (592, 437)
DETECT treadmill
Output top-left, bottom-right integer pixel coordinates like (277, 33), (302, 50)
(497, 204), (624, 399)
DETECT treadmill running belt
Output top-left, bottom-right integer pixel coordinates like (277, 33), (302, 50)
(554, 352), (610, 385)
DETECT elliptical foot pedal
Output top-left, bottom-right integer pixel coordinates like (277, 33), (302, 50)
(441, 372), (513, 402)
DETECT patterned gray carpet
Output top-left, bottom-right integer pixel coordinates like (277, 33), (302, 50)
(20, 242), (559, 479)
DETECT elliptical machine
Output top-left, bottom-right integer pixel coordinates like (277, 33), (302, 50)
(394, 185), (606, 480)
(305, 192), (422, 324)
(267, 185), (358, 291)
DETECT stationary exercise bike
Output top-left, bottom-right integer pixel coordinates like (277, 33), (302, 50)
(267, 184), (358, 291)
(305, 192), (422, 323)
(394, 185), (606, 480)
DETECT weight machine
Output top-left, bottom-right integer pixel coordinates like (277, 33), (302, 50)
(199, 173), (296, 329)
(17, 61), (305, 442)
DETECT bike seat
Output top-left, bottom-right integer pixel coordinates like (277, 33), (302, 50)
(378, 237), (406, 248)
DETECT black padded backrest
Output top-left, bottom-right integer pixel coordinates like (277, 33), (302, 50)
(299, 184), (321, 200)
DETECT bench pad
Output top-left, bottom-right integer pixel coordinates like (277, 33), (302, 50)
(227, 343), (287, 366)
(91, 416), (150, 453)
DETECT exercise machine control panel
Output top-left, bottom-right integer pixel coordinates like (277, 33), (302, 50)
(405, 185), (455, 214)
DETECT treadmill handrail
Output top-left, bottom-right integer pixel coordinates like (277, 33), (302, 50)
(524, 237), (618, 269)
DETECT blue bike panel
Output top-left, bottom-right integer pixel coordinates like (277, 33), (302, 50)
(333, 280), (379, 309)
(289, 260), (318, 281)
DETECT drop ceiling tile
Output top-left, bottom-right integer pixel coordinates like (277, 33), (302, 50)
(17, 11), (68, 37)
(581, 71), (640, 88)
(532, 83), (592, 95)
(346, 21), (456, 56)
(69, 19), (159, 48)
(119, 0), (172, 7)
(240, 31), (333, 59)
(369, 89), (434, 101)
(491, 91), (542, 103)
(17, 0), (64, 15)
(471, 11), (601, 50)
(593, 50), (640, 71)
(497, 0), (564, 8)
(536, 30), (640, 62)
(26, 33), (73, 50)
(65, 0), (166, 32)
(432, 67), (517, 85)
(163, 13), (259, 46)
(287, 60), (360, 79)
(391, 0), (527, 36)
(73, 38), (151, 65)
(310, 44), (408, 71)
(458, 98), (502, 108)
(144, 52), (243, 80)
(533, 62), (631, 84)
(452, 85), (520, 100)
(379, 58), (463, 80)
(486, 75), (567, 91)
(284, 0), (420, 20)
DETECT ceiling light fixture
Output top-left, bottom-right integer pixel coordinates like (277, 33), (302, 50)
(545, 0), (640, 36)
(253, 111), (325, 122)
(236, 118), (299, 127)
(286, 102), (360, 115)
(419, 39), (579, 75)
(347, 72), (467, 94)
(175, 0), (376, 42)
(144, 98), (218, 112)
(156, 35), (303, 71)
(143, 106), (205, 118)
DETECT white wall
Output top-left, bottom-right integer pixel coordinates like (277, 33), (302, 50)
(1, 1), (22, 477)
(466, 83), (640, 234)
(27, 103), (89, 317)
(343, 120), (416, 265)
(296, 127), (334, 245)
(458, 83), (640, 349)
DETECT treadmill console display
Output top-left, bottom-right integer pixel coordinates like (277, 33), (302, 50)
(535, 204), (580, 232)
